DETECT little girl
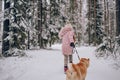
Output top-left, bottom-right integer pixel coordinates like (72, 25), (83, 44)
(59, 21), (75, 73)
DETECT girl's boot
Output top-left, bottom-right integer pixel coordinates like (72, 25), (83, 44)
(64, 66), (68, 74)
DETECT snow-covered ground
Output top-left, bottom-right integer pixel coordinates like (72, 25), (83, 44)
(0, 44), (120, 80)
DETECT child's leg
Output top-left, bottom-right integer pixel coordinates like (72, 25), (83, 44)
(64, 55), (68, 73)
(64, 55), (68, 66)
(69, 55), (73, 63)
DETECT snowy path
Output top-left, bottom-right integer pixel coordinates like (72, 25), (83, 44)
(0, 44), (120, 80)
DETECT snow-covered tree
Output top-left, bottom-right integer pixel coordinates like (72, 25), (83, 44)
(86, 0), (105, 45)
(2, 0), (32, 56)
(95, 0), (120, 63)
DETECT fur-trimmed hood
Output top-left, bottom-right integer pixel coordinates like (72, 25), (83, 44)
(59, 24), (73, 39)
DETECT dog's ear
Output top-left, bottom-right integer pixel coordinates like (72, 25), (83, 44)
(88, 58), (90, 61)
(79, 59), (81, 62)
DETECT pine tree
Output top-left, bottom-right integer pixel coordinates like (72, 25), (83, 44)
(25, 0), (38, 49)
(2, 0), (32, 56)
(96, 0), (120, 60)
(87, 0), (105, 45)
(95, 0), (105, 45)
(8, 0), (28, 56)
(47, 0), (61, 47)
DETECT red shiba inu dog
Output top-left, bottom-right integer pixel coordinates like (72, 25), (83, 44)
(66, 58), (90, 80)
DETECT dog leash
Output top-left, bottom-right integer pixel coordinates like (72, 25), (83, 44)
(73, 47), (80, 60)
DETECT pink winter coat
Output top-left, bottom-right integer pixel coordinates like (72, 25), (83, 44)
(59, 24), (75, 55)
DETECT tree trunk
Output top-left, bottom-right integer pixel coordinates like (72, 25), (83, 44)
(104, 0), (107, 33)
(116, 0), (120, 36)
(88, 0), (91, 45)
(27, 31), (30, 49)
(2, 0), (10, 57)
(94, 0), (96, 45)
(0, 0), (2, 42)
(106, 0), (110, 36)
(37, 0), (43, 48)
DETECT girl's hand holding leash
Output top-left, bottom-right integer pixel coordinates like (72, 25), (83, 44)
(70, 42), (75, 48)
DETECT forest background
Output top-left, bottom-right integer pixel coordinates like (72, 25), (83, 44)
(0, 0), (120, 66)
